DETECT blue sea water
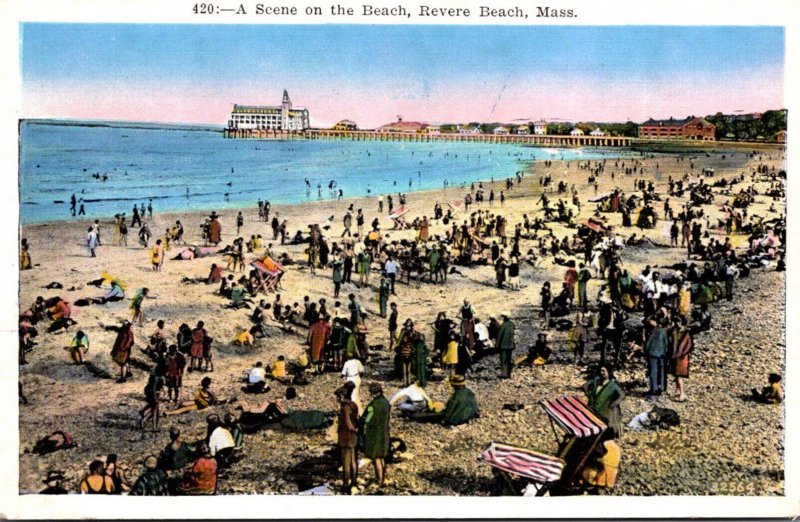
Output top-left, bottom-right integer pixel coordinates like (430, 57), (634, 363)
(19, 121), (628, 224)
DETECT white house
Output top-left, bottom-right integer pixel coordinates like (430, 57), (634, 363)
(570, 128), (584, 136)
(458, 125), (480, 135)
(493, 126), (511, 135)
(533, 121), (548, 135)
(589, 128), (605, 136)
(516, 125), (530, 135)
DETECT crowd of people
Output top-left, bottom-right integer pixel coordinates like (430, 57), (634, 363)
(19, 149), (786, 496)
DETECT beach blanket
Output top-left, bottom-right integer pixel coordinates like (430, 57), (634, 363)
(481, 442), (565, 483)
(280, 410), (333, 430)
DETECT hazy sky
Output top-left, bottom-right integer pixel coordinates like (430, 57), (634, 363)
(21, 24), (784, 127)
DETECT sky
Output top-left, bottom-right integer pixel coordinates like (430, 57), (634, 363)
(21, 24), (784, 128)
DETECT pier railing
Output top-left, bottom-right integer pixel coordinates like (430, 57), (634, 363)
(223, 128), (633, 147)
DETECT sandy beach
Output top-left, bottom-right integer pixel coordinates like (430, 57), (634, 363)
(18, 147), (786, 495)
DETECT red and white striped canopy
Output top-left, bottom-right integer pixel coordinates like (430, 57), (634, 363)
(541, 395), (607, 438)
(481, 442), (565, 483)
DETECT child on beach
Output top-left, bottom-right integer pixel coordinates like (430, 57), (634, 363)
(130, 287), (152, 326)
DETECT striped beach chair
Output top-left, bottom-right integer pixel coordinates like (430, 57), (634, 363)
(480, 442), (566, 496)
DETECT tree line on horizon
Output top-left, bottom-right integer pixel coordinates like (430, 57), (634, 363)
(432, 109), (787, 139)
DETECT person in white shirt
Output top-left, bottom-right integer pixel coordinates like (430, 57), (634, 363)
(242, 362), (268, 393)
(384, 258), (399, 295)
(473, 318), (492, 350)
(627, 409), (660, 431)
(248, 363), (266, 384)
(342, 356), (365, 412)
(637, 265), (653, 287)
(206, 415), (235, 466)
(389, 382), (433, 415)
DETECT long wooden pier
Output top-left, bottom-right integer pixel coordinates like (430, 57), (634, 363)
(223, 128), (633, 147)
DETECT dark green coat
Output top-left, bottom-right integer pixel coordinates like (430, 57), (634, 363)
(443, 386), (478, 426)
(411, 337), (429, 387)
(496, 319), (516, 351)
(362, 396), (391, 458)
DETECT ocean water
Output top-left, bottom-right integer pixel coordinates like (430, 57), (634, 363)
(19, 121), (627, 224)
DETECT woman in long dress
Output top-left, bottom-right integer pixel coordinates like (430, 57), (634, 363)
(584, 363), (625, 438)
(669, 319), (693, 401)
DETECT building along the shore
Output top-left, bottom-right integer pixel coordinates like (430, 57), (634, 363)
(226, 90), (309, 132)
(639, 117), (716, 141)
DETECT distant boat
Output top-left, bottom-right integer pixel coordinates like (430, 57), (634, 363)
(121, 135), (129, 138)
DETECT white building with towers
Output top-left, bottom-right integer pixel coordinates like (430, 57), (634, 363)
(227, 90), (310, 131)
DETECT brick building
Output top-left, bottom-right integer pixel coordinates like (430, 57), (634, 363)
(639, 117), (716, 141)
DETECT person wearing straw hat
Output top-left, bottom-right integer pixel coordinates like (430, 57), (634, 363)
(496, 311), (516, 379)
(130, 455), (168, 496)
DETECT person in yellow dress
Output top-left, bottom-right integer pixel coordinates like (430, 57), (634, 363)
(150, 239), (164, 272)
(442, 322), (459, 375)
(20, 238), (32, 270)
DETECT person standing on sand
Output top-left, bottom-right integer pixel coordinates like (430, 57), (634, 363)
(342, 211), (353, 238)
(357, 249), (372, 288)
(335, 386), (359, 494)
(388, 302), (399, 353)
(209, 212), (222, 245)
(378, 272), (390, 318)
(132, 204), (141, 227)
(342, 242), (354, 284)
(165, 344), (186, 402)
(308, 314), (331, 374)
(20, 238), (32, 270)
(236, 212), (244, 235)
(418, 216), (430, 242)
(130, 287), (152, 326)
(271, 215), (279, 240)
(190, 321), (208, 372)
(87, 227), (98, 258)
(120, 216), (129, 246)
(331, 255), (343, 298)
(496, 312), (516, 379)
(151, 239), (164, 272)
(356, 209), (365, 237)
(93, 219), (102, 246)
(577, 262), (592, 310)
(670, 317), (693, 402)
(107, 320), (135, 383)
(360, 382), (390, 488)
(138, 222), (151, 248)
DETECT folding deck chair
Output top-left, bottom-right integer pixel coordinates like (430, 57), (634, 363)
(480, 442), (566, 496)
(540, 395), (607, 493)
